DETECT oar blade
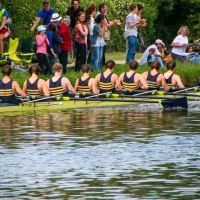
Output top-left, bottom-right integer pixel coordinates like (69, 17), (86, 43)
(161, 97), (188, 109)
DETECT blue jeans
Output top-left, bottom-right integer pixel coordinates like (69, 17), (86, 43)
(92, 46), (104, 71)
(59, 50), (68, 74)
(171, 52), (186, 62)
(126, 35), (137, 64)
(155, 56), (165, 69)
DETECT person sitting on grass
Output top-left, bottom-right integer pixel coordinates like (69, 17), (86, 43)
(95, 60), (122, 93)
(46, 63), (76, 96)
(140, 39), (165, 69)
(23, 64), (50, 97)
(142, 60), (169, 91)
(0, 65), (26, 105)
(185, 45), (200, 64)
(74, 64), (99, 94)
(119, 60), (148, 91)
(164, 60), (185, 89)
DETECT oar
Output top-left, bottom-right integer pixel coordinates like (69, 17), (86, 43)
(58, 96), (188, 109)
(173, 86), (199, 94)
(85, 92), (111, 99)
(23, 94), (63, 104)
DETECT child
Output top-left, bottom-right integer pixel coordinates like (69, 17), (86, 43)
(36, 25), (51, 75)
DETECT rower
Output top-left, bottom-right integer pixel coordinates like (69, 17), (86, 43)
(74, 64), (99, 94)
(119, 60), (148, 91)
(46, 63), (76, 96)
(95, 60), (122, 93)
(164, 60), (185, 88)
(142, 60), (169, 91)
(23, 64), (50, 97)
(0, 65), (26, 105)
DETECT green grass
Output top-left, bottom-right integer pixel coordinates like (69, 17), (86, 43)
(1, 52), (200, 88)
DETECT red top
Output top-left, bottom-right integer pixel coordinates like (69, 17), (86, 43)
(75, 22), (86, 44)
(59, 23), (71, 52)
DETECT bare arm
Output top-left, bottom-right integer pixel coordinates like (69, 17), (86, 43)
(30, 17), (41, 33)
(139, 74), (148, 90)
(74, 79), (79, 91)
(76, 23), (88, 36)
(0, 16), (7, 30)
(91, 79), (99, 94)
(41, 80), (50, 96)
(175, 75), (185, 88)
(13, 81), (26, 98)
(160, 75), (169, 91)
(23, 80), (27, 93)
(113, 74), (122, 91)
(63, 78), (76, 95)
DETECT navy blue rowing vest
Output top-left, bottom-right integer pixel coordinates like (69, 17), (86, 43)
(165, 73), (174, 87)
(49, 77), (68, 96)
(99, 73), (115, 93)
(0, 80), (16, 102)
(147, 71), (160, 90)
(78, 77), (92, 93)
(26, 78), (43, 96)
(122, 72), (138, 90)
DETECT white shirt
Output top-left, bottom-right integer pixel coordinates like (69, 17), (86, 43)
(171, 35), (188, 56)
(140, 44), (160, 65)
(89, 17), (95, 36)
(124, 12), (137, 39)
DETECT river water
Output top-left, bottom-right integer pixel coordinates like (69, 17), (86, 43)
(0, 106), (199, 199)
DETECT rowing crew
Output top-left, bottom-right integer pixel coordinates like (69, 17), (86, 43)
(0, 59), (185, 104)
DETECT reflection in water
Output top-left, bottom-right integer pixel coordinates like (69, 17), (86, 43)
(0, 108), (199, 199)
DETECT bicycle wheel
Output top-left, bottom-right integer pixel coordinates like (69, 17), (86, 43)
(137, 33), (145, 53)
(67, 43), (74, 64)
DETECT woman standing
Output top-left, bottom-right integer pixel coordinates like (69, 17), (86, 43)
(171, 26), (189, 62)
(74, 12), (88, 71)
(91, 14), (107, 71)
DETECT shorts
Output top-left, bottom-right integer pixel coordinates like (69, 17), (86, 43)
(0, 27), (11, 40)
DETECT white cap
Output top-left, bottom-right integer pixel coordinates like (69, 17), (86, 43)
(155, 39), (165, 46)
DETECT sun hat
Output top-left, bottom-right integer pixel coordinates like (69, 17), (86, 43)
(37, 25), (46, 33)
(155, 39), (165, 46)
(62, 15), (71, 21)
(50, 13), (62, 22)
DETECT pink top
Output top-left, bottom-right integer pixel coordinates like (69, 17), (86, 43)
(36, 35), (50, 54)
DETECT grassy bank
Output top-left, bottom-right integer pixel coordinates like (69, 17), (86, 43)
(1, 52), (200, 88)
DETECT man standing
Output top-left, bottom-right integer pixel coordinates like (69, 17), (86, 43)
(30, 0), (55, 33)
(124, 4), (139, 64)
(66, 0), (84, 42)
(0, 1), (10, 54)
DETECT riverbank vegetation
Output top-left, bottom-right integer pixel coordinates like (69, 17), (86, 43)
(5, 0), (200, 51)
(2, 52), (199, 88)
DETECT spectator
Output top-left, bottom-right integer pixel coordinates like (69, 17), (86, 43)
(91, 14), (107, 71)
(140, 39), (165, 68)
(59, 16), (71, 74)
(124, 4), (139, 64)
(85, 5), (97, 64)
(171, 26), (189, 62)
(98, 3), (121, 65)
(36, 25), (51, 75)
(74, 12), (88, 71)
(66, 0), (84, 42)
(0, 1), (11, 54)
(30, 0), (55, 33)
